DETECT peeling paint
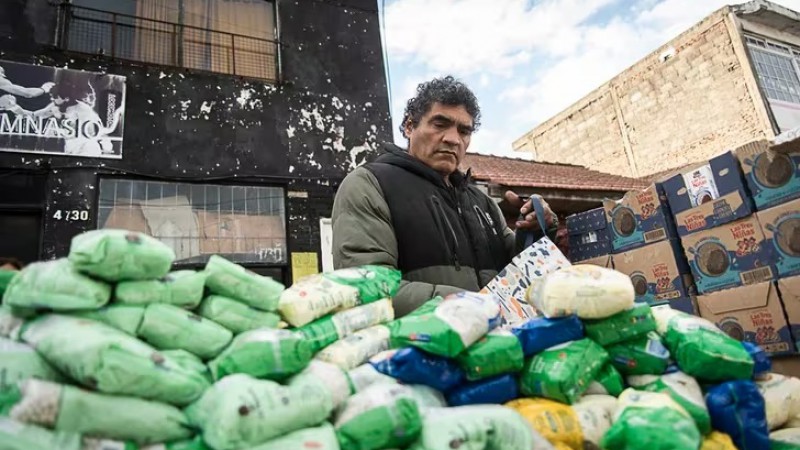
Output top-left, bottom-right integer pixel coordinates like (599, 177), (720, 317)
(199, 101), (215, 114)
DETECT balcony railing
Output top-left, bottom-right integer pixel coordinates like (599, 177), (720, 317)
(56, 3), (280, 82)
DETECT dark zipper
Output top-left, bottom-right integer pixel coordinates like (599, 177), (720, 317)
(430, 196), (461, 271)
(446, 186), (482, 280)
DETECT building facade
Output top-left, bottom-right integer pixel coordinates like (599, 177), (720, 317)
(513, 0), (800, 179)
(0, 0), (391, 284)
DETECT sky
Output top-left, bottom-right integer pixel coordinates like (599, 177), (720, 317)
(379, 0), (800, 160)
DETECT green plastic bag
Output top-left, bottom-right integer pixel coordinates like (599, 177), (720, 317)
(346, 364), (399, 394)
(627, 371), (712, 435)
(0, 417), (82, 450)
(72, 305), (146, 336)
(3, 259), (112, 312)
(204, 255), (284, 312)
(520, 338), (609, 404)
(69, 229), (175, 282)
(21, 314), (209, 406)
(0, 269), (17, 298)
(209, 329), (311, 381)
(0, 337), (64, 416)
(0, 304), (25, 340)
(10, 379), (193, 444)
(606, 331), (671, 376)
(138, 436), (212, 450)
(243, 423), (339, 450)
(197, 295), (280, 335)
(389, 296), (500, 358)
(299, 299), (395, 354)
(137, 304), (232, 360)
(409, 405), (554, 450)
(186, 374), (333, 450)
(289, 360), (352, 410)
(161, 350), (212, 383)
(585, 363), (624, 397)
(334, 383), (422, 450)
(279, 265), (402, 327)
(601, 389), (701, 450)
(583, 303), (655, 346)
(115, 270), (207, 309)
(654, 309), (753, 382)
(457, 329), (524, 381)
(409, 297), (443, 317)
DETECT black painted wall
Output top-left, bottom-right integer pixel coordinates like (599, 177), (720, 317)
(0, 0), (391, 281)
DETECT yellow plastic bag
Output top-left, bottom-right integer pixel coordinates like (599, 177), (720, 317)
(701, 431), (737, 450)
(505, 398), (583, 449)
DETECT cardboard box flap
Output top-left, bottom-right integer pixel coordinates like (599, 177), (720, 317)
(778, 276), (800, 300)
(699, 282), (773, 315)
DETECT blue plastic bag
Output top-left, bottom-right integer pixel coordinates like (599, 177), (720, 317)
(741, 342), (771, 378)
(369, 347), (465, 392)
(446, 374), (519, 406)
(511, 315), (584, 357)
(706, 380), (769, 450)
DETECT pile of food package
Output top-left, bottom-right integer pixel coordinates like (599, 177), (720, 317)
(2, 229), (800, 450)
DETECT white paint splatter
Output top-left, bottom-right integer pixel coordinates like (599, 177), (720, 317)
(180, 100), (191, 111)
(159, 72), (167, 79)
(236, 89), (254, 108)
(200, 101), (215, 114)
(332, 97), (343, 109)
(365, 102), (373, 108)
(289, 165), (295, 173)
(287, 126), (296, 138)
(349, 142), (371, 169)
(147, 99), (153, 104)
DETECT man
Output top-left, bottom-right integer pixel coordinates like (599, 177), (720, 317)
(0, 66), (55, 99)
(332, 76), (557, 317)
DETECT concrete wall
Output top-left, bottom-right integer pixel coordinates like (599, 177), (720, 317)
(0, 0), (391, 283)
(513, 7), (771, 178)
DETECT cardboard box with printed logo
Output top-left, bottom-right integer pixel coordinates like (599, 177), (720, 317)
(680, 215), (775, 294)
(735, 129), (800, 211)
(756, 198), (800, 278)
(566, 207), (612, 262)
(612, 239), (694, 305)
(577, 254), (613, 269)
(778, 276), (800, 353)
(663, 151), (753, 236)
(697, 281), (795, 356)
(603, 183), (676, 253)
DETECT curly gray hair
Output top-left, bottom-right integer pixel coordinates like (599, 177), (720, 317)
(400, 75), (481, 138)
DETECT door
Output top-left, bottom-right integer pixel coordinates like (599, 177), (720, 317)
(0, 170), (46, 264)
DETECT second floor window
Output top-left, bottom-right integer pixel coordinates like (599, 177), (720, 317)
(63, 0), (279, 82)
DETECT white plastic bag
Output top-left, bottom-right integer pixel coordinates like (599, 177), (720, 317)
(757, 373), (800, 430)
(316, 325), (391, 370)
(529, 265), (634, 319)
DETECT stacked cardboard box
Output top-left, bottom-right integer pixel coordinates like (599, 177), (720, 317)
(565, 207), (612, 265)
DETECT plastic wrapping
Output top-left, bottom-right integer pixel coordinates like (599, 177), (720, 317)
(369, 347), (464, 392)
(446, 374), (519, 407)
(520, 339), (609, 404)
(204, 255), (284, 311)
(3, 259), (111, 311)
(706, 380), (769, 450)
(196, 295), (280, 335)
(457, 329), (524, 381)
(583, 302), (655, 346)
(606, 331), (670, 376)
(511, 315), (584, 357)
(115, 271), (207, 309)
(298, 299), (394, 354)
(334, 383), (422, 450)
(209, 328), (311, 381)
(68, 229), (175, 281)
(137, 304), (232, 360)
(529, 265), (635, 319)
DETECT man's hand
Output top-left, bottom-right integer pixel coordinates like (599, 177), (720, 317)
(504, 191), (557, 231)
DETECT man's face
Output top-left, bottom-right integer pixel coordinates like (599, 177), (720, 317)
(405, 103), (473, 177)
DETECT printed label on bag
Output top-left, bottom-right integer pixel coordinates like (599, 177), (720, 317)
(435, 300), (490, 347)
(332, 299), (393, 338)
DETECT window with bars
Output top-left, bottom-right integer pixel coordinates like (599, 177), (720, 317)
(746, 35), (800, 104)
(60, 0), (279, 82)
(97, 179), (286, 265)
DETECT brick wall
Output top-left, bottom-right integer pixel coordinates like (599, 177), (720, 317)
(514, 8), (769, 178)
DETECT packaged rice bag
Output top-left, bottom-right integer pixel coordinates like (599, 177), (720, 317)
(529, 265), (635, 319)
(204, 255), (284, 311)
(601, 389), (701, 450)
(456, 329), (524, 381)
(606, 331), (670, 376)
(585, 363), (624, 397)
(137, 304), (233, 360)
(0, 417), (82, 450)
(408, 296), (443, 317)
(334, 383), (422, 450)
(0, 338), (64, 415)
(278, 265), (401, 327)
(299, 299), (395, 354)
(628, 371), (711, 435)
(788, 415), (800, 429)
(288, 360), (352, 410)
(186, 374), (332, 450)
(369, 347), (464, 392)
(197, 295), (280, 334)
(756, 373), (800, 430)
(701, 432), (738, 450)
(346, 363), (399, 395)
(0, 269), (17, 297)
(446, 373), (519, 407)
(317, 325), (391, 370)
(21, 314), (209, 406)
(160, 349), (211, 382)
(3, 259), (112, 311)
(0, 304), (25, 339)
(208, 328), (311, 381)
(743, 342), (772, 379)
(511, 315), (584, 357)
(772, 429), (800, 448)
(408, 384), (447, 410)
(507, 398), (585, 449)
(706, 381), (769, 450)
(583, 303), (655, 346)
(655, 309), (753, 382)
(115, 270), (207, 309)
(572, 394), (618, 446)
(520, 339), (608, 404)
(72, 305), (146, 336)
(243, 423), (339, 450)
(138, 437), (211, 450)
(10, 379), (192, 444)
(389, 294), (500, 358)
(68, 229), (175, 281)
(411, 405), (555, 450)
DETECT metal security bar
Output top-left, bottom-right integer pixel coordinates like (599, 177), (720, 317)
(57, 3), (280, 82)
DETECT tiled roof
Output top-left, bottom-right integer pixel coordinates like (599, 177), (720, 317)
(461, 153), (649, 192)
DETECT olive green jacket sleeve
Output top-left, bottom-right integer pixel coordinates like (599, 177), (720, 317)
(331, 167), (464, 316)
